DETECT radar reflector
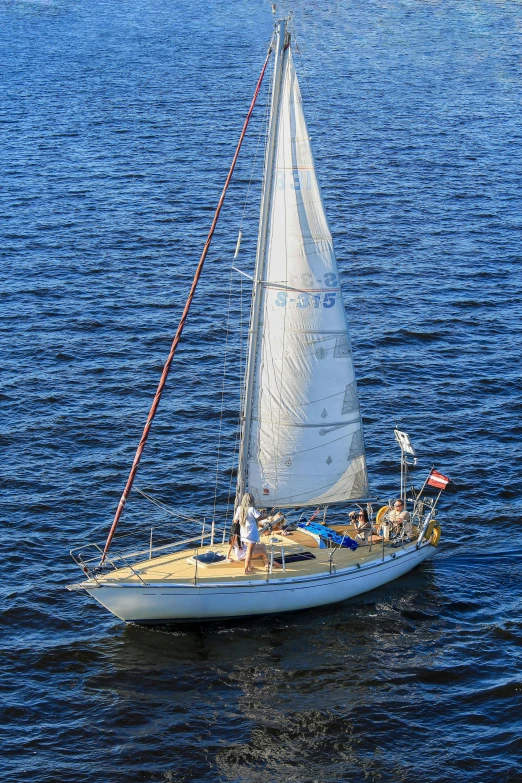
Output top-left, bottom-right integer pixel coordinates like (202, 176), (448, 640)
(394, 429), (416, 457)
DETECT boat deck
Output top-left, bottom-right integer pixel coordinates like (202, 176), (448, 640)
(98, 526), (419, 586)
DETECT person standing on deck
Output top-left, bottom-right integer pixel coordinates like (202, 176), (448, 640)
(233, 493), (280, 574)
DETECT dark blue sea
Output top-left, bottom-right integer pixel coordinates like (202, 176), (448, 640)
(2, 1), (521, 781)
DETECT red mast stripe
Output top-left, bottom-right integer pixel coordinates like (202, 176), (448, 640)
(101, 47), (272, 562)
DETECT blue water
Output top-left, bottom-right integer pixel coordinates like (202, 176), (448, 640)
(2, 1), (522, 781)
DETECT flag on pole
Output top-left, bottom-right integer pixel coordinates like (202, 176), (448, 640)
(427, 469), (450, 489)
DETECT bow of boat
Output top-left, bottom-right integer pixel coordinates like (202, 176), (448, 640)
(67, 526), (438, 623)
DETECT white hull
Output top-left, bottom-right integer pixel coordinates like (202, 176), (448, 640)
(83, 541), (436, 624)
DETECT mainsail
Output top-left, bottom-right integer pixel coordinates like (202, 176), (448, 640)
(239, 37), (369, 508)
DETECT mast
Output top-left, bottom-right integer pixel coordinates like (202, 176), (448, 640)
(236, 18), (288, 503)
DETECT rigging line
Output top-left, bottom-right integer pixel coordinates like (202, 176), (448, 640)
(238, 273), (244, 425)
(225, 427), (240, 530)
(260, 47), (288, 495)
(238, 55), (274, 234)
(101, 46), (273, 563)
(224, 427), (240, 529)
(239, 48), (278, 502)
(211, 266), (235, 524)
(135, 488), (203, 525)
(275, 55), (290, 495)
(223, 268), (247, 536)
(236, 273), (245, 473)
(215, 253), (253, 530)
(231, 67), (272, 505)
(290, 27), (321, 131)
(222, 276), (244, 535)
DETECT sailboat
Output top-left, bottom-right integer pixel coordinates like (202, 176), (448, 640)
(68, 18), (445, 624)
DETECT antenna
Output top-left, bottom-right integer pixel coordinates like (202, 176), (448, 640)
(394, 429), (417, 502)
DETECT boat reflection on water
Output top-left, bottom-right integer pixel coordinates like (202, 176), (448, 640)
(103, 566), (443, 780)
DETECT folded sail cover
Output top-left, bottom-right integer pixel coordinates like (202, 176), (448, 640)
(245, 49), (368, 508)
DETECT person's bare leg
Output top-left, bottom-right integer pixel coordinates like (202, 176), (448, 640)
(256, 543), (281, 569)
(244, 543), (255, 573)
(251, 543), (268, 567)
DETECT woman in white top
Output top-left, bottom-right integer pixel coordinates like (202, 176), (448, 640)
(233, 493), (281, 574)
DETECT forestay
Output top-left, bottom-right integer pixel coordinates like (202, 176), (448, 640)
(245, 47), (368, 508)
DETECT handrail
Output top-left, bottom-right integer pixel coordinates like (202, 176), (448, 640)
(70, 542), (120, 573)
(105, 533), (213, 563)
(73, 533), (212, 563)
(70, 533), (215, 578)
(113, 554), (148, 585)
(416, 510), (433, 546)
(193, 548), (199, 586)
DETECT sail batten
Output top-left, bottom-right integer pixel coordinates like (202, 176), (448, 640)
(241, 42), (368, 509)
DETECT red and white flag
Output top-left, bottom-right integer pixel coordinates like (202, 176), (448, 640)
(427, 469), (450, 490)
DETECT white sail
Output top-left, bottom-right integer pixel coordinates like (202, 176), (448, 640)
(243, 47), (368, 508)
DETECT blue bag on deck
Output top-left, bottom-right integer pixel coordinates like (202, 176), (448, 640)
(297, 521), (358, 551)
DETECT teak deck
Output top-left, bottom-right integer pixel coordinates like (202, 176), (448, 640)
(100, 525), (418, 586)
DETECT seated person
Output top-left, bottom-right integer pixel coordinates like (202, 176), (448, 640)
(351, 508), (371, 540)
(226, 521), (276, 565)
(269, 512), (286, 531)
(349, 508), (370, 528)
(388, 499), (413, 538)
(226, 519), (247, 562)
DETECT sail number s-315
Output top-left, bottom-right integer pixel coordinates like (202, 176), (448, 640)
(275, 292), (336, 308)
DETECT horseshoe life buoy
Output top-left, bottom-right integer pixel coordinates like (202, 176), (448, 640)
(424, 518), (436, 540)
(375, 506), (390, 527)
(430, 521), (441, 547)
